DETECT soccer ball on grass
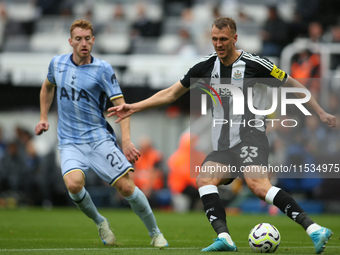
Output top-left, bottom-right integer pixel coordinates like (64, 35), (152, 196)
(248, 223), (281, 253)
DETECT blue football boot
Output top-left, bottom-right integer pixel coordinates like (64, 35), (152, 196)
(201, 237), (237, 252)
(309, 227), (333, 254)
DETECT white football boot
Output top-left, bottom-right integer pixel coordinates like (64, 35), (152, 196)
(150, 230), (169, 248)
(97, 218), (116, 246)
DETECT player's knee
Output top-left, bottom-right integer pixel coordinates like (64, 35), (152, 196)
(63, 171), (85, 194)
(118, 183), (135, 197)
(196, 177), (217, 188)
(67, 182), (83, 194)
(114, 175), (135, 197)
(248, 183), (267, 200)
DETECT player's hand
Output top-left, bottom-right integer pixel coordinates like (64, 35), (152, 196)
(122, 140), (141, 164)
(319, 112), (336, 127)
(107, 104), (134, 123)
(35, 121), (49, 135)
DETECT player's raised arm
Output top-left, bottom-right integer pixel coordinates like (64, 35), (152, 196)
(107, 80), (189, 123)
(35, 78), (55, 135)
(283, 75), (336, 128)
(111, 96), (141, 163)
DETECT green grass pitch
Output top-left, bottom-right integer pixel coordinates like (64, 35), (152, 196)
(0, 208), (339, 254)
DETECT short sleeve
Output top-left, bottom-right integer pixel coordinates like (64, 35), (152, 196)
(101, 63), (123, 100)
(255, 57), (288, 87)
(47, 56), (57, 85)
(180, 62), (204, 88)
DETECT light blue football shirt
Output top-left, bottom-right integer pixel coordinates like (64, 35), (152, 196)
(47, 53), (122, 145)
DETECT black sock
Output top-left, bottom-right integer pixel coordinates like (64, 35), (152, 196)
(201, 192), (229, 235)
(273, 189), (314, 230)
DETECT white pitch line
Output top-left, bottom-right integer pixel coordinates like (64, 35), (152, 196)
(0, 246), (338, 252)
(0, 247), (198, 252)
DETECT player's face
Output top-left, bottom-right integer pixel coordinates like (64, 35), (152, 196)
(211, 25), (237, 62)
(69, 27), (95, 60)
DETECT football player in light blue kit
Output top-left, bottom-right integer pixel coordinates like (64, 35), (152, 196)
(35, 19), (168, 248)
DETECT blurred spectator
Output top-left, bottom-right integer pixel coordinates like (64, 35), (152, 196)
(113, 3), (125, 20)
(167, 133), (205, 212)
(129, 2), (162, 54)
(290, 49), (321, 99)
(15, 126), (38, 172)
(131, 3), (161, 38)
(176, 28), (197, 57)
(307, 22), (325, 43)
(180, 8), (193, 31)
(130, 136), (164, 207)
(330, 25), (340, 43)
(261, 6), (290, 57)
(212, 5), (222, 20)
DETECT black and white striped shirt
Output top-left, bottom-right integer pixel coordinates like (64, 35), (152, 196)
(180, 50), (288, 151)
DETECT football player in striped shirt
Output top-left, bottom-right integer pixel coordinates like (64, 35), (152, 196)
(35, 19), (168, 248)
(108, 17), (335, 253)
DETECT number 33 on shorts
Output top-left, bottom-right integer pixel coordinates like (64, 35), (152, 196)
(240, 146), (258, 163)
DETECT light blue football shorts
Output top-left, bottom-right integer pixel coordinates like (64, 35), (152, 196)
(59, 138), (133, 186)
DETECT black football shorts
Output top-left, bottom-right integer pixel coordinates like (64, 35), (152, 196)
(202, 129), (270, 182)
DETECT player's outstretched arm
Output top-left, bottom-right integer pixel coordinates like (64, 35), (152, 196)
(111, 96), (141, 163)
(35, 79), (55, 135)
(107, 81), (189, 123)
(283, 75), (336, 128)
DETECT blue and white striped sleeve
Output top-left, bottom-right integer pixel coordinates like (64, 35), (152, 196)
(101, 63), (123, 101)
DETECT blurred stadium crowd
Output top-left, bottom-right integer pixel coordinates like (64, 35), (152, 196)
(0, 0), (340, 212)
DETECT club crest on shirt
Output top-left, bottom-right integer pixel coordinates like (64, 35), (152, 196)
(233, 70), (243, 80)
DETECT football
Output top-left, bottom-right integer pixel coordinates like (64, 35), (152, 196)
(248, 223), (281, 253)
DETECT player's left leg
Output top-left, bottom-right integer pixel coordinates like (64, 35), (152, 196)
(244, 170), (333, 254)
(196, 161), (237, 252)
(114, 173), (168, 247)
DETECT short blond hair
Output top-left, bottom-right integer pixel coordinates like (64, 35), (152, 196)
(70, 19), (93, 37)
(212, 17), (237, 35)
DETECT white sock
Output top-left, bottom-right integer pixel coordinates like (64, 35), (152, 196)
(69, 187), (104, 225)
(265, 186), (281, 204)
(306, 223), (322, 235)
(218, 232), (234, 245)
(125, 186), (160, 237)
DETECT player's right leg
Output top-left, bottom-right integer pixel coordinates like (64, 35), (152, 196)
(88, 138), (167, 247)
(60, 144), (115, 246)
(114, 174), (168, 248)
(63, 171), (116, 245)
(196, 161), (237, 252)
